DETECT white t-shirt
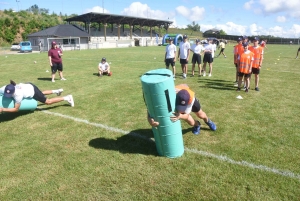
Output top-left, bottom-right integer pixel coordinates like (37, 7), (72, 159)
(191, 44), (204, 54)
(179, 41), (191, 59)
(0, 83), (34, 104)
(211, 44), (217, 58)
(204, 43), (213, 53)
(98, 62), (109, 70)
(165, 44), (176, 59)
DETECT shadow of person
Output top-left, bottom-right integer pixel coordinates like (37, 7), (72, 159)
(0, 110), (34, 122)
(89, 129), (158, 156)
(92, 73), (99, 77)
(37, 78), (52, 81)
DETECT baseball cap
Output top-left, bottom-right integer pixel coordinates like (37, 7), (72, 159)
(176, 89), (191, 113)
(183, 35), (188, 39)
(195, 39), (200, 43)
(102, 57), (106, 61)
(243, 42), (249, 47)
(4, 84), (15, 98)
(168, 38), (173, 41)
(253, 36), (260, 41)
(237, 37), (242, 41)
(51, 41), (56, 46)
(242, 35), (248, 39)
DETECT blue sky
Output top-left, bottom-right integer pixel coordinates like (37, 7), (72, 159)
(1, 0), (300, 38)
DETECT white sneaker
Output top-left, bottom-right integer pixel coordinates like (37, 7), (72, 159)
(52, 79), (55, 82)
(56, 88), (63, 96)
(67, 95), (74, 107)
(208, 73), (212, 77)
(203, 72), (206, 77)
(61, 77), (66, 81)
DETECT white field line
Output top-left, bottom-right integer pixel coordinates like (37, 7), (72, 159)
(40, 109), (300, 180)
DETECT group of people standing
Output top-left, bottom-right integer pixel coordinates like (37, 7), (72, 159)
(234, 36), (265, 92)
(164, 34), (267, 92)
(165, 35), (222, 79)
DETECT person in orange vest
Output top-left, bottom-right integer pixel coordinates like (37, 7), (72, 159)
(236, 42), (254, 92)
(249, 37), (264, 91)
(147, 84), (216, 135)
(234, 37), (243, 84)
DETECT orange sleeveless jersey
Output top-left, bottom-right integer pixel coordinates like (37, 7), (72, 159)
(175, 84), (195, 104)
(239, 51), (254, 74)
(234, 44), (244, 63)
(249, 46), (263, 68)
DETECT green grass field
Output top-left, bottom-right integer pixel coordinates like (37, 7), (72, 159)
(0, 44), (299, 200)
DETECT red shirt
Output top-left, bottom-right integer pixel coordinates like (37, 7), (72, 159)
(48, 47), (62, 63)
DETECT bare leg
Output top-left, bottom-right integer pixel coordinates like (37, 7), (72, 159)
(192, 63), (195, 75)
(198, 64), (202, 76)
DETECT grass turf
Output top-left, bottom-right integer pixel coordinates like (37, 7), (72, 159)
(0, 44), (299, 200)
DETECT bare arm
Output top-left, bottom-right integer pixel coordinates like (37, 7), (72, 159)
(0, 102), (21, 113)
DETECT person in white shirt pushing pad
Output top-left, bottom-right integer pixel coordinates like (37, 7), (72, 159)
(98, 57), (112, 77)
(0, 80), (74, 113)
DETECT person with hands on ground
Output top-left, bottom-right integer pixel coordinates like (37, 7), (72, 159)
(0, 80), (74, 113)
(98, 57), (111, 77)
(147, 84), (216, 135)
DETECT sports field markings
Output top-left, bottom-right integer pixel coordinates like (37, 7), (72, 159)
(40, 109), (300, 181)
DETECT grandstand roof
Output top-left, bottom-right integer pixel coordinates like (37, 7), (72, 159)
(65, 12), (173, 28)
(28, 24), (90, 37)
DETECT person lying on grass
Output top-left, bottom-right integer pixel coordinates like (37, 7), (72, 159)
(0, 80), (74, 113)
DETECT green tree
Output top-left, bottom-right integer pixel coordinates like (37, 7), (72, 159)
(219, 29), (227, 35)
(187, 21), (200, 32)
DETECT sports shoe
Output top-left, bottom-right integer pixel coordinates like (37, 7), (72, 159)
(206, 119), (216, 131)
(192, 120), (201, 135)
(224, 56), (227, 58)
(208, 73), (212, 77)
(67, 95), (74, 107)
(61, 77), (66, 81)
(56, 88), (63, 96)
(236, 87), (241, 91)
(203, 72), (206, 77)
(255, 87), (259, 91)
(52, 79), (55, 82)
(245, 88), (249, 93)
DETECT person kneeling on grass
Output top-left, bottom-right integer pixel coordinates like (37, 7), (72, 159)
(98, 57), (112, 77)
(0, 80), (74, 113)
(147, 84), (216, 135)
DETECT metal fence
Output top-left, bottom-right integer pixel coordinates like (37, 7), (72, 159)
(203, 33), (300, 45)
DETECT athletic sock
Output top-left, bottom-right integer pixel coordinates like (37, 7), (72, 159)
(52, 90), (59, 94)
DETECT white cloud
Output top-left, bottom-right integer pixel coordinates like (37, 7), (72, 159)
(120, 2), (173, 21)
(201, 22), (248, 36)
(244, 0), (255, 10)
(84, 6), (110, 14)
(276, 16), (286, 23)
(175, 6), (205, 22)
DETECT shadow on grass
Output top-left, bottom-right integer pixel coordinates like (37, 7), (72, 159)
(198, 78), (235, 91)
(0, 110), (34, 122)
(89, 129), (159, 156)
(37, 77), (52, 81)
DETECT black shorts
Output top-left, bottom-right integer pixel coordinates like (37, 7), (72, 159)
(252, 68), (260, 74)
(203, 53), (213, 63)
(238, 72), (251, 78)
(298, 47), (300, 51)
(28, 83), (47, 103)
(191, 98), (201, 113)
(180, 58), (188, 65)
(220, 48), (225, 52)
(192, 54), (201, 64)
(165, 58), (175, 67)
(51, 62), (63, 73)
